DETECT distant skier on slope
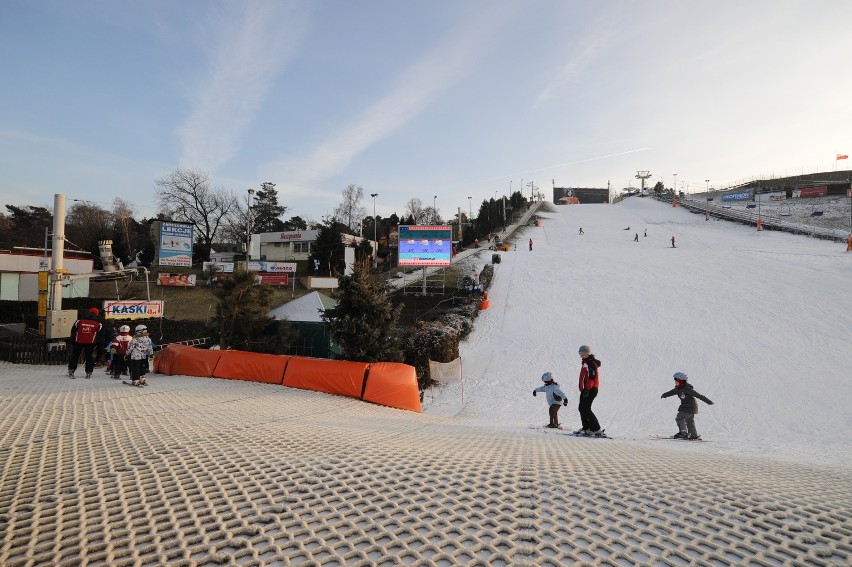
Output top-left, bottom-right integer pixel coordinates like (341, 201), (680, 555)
(529, 238), (533, 251)
(660, 372), (714, 440)
(576, 345), (604, 436)
(671, 235), (676, 248)
(533, 372), (569, 429)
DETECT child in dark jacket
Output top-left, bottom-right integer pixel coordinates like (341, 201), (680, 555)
(533, 372), (569, 429)
(577, 345), (604, 436)
(660, 372), (714, 439)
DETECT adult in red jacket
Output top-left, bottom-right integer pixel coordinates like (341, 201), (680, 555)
(68, 307), (104, 379)
(576, 345), (603, 435)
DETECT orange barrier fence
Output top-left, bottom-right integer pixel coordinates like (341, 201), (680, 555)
(153, 345), (421, 412)
(283, 357), (368, 399)
(213, 351), (290, 385)
(363, 362), (422, 413)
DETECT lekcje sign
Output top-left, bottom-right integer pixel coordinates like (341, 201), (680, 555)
(103, 300), (164, 320)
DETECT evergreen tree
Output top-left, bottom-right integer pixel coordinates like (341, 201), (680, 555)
(251, 182), (287, 233)
(2, 205), (52, 248)
(210, 268), (294, 353)
(309, 218), (346, 276)
(281, 215), (307, 231)
(322, 258), (403, 362)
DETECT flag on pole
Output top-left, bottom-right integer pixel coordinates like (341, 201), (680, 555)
(837, 153), (848, 160)
(429, 357), (463, 383)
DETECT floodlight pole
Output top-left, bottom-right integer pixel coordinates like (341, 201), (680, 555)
(370, 193), (378, 268)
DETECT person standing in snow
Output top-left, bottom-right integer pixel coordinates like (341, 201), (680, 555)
(671, 235), (676, 248)
(126, 324), (153, 387)
(67, 307), (104, 379)
(660, 372), (714, 439)
(634, 233), (639, 242)
(576, 345), (604, 436)
(533, 372), (569, 429)
(529, 238), (533, 251)
(108, 325), (133, 379)
(578, 227), (584, 235)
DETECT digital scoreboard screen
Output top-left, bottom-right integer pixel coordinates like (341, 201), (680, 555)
(398, 225), (453, 266)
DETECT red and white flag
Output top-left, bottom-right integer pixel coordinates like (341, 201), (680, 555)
(837, 153), (848, 160)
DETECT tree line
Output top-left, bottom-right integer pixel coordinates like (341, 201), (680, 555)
(0, 167), (530, 268)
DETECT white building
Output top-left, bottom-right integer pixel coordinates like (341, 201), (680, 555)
(249, 230), (372, 262)
(0, 252), (94, 301)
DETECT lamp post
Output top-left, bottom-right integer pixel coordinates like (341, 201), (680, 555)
(705, 179), (710, 219)
(673, 174), (677, 196)
(370, 193), (378, 268)
(433, 196), (437, 223)
(246, 188), (255, 261)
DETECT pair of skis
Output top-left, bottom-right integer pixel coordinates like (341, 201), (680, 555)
(528, 425), (610, 439)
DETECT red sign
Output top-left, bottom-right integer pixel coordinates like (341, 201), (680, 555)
(800, 186), (827, 198)
(257, 274), (289, 286)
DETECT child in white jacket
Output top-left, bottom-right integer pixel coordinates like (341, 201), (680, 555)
(126, 324), (154, 387)
(533, 372), (569, 429)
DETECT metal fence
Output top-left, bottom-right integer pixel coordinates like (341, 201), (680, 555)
(0, 336), (68, 365)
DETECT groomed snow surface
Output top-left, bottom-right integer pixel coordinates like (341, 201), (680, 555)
(1, 198), (850, 566)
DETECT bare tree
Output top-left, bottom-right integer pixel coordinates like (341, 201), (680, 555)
(112, 197), (136, 260)
(404, 198), (430, 224)
(154, 168), (237, 262)
(334, 184), (367, 232)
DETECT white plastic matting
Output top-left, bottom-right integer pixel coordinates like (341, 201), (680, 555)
(1, 367), (850, 566)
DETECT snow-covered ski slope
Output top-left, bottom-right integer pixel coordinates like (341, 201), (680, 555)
(427, 197), (852, 468)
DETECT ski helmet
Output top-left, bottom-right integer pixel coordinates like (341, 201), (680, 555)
(119, 325), (130, 333)
(673, 372), (688, 381)
(135, 324), (148, 333)
(88, 307), (100, 315)
(578, 345), (591, 356)
(541, 372), (553, 382)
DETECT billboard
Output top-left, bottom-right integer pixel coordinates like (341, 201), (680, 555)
(799, 186), (827, 198)
(720, 191), (752, 202)
(398, 225), (453, 266)
(103, 300), (164, 320)
(157, 274), (196, 287)
(158, 222), (194, 267)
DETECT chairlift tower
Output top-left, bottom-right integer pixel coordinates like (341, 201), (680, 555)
(635, 171), (652, 193)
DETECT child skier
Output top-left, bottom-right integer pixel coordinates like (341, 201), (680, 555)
(125, 324), (153, 387)
(660, 372), (714, 439)
(533, 372), (569, 429)
(577, 345), (604, 436)
(108, 325), (133, 379)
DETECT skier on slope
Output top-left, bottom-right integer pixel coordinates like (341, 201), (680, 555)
(576, 345), (604, 436)
(533, 372), (569, 429)
(660, 372), (714, 440)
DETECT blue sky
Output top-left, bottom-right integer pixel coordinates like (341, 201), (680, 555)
(2, 0), (850, 223)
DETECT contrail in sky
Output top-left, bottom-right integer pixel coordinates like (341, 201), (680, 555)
(454, 147), (651, 188)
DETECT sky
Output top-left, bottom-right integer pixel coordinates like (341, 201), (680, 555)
(426, 197), (852, 468)
(2, 0), (851, 225)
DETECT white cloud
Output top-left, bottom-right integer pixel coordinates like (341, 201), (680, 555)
(177, 2), (310, 171)
(270, 3), (521, 186)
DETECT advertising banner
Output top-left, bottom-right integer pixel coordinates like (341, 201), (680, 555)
(157, 274), (196, 287)
(799, 186), (827, 198)
(158, 222), (194, 267)
(203, 262), (234, 273)
(103, 300), (164, 320)
(398, 225), (453, 266)
(257, 274), (289, 286)
(720, 191), (752, 202)
(264, 262), (296, 273)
